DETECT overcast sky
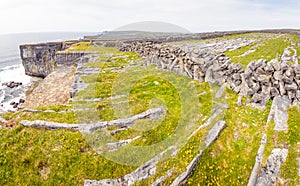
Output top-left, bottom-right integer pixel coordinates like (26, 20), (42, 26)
(0, 0), (299, 34)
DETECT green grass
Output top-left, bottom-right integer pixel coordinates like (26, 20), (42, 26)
(187, 88), (272, 185)
(280, 106), (300, 185)
(84, 51), (140, 69)
(224, 42), (257, 58)
(1, 37), (299, 185)
(66, 42), (120, 54)
(20, 112), (76, 124)
(170, 33), (271, 45)
(226, 35), (294, 67)
(0, 126), (135, 185)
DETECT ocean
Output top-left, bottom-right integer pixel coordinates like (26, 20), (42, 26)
(0, 32), (96, 112)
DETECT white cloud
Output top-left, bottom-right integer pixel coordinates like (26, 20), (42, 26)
(0, 0), (299, 34)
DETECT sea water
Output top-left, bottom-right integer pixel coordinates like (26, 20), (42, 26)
(0, 32), (96, 112)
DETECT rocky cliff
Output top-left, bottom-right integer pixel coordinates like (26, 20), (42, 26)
(20, 42), (63, 78)
(20, 41), (86, 78)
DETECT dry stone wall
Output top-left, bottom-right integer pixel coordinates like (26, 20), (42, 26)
(119, 41), (300, 107)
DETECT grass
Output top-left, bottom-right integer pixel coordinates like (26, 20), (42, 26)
(224, 42), (257, 58)
(170, 33), (271, 45)
(187, 88), (272, 185)
(19, 112), (76, 124)
(1, 35), (299, 185)
(280, 106), (300, 185)
(0, 126), (135, 185)
(84, 51), (140, 69)
(66, 42), (119, 54)
(226, 34), (294, 67)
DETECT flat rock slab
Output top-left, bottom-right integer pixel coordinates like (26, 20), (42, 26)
(267, 96), (291, 131)
(256, 148), (288, 186)
(204, 120), (226, 148)
(23, 65), (76, 108)
(247, 134), (267, 186)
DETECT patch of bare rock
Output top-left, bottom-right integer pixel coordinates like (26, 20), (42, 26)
(21, 65), (76, 109)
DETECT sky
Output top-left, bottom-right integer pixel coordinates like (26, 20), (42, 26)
(0, 0), (299, 34)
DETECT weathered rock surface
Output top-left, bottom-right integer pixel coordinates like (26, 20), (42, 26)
(267, 96), (291, 131)
(20, 42), (63, 77)
(106, 136), (141, 152)
(20, 107), (165, 133)
(21, 65), (75, 108)
(2, 81), (22, 88)
(204, 120), (226, 148)
(256, 148), (288, 186)
(70, 62), (100, 98)
(20, 41), (90, 78)
(247, 134), (267, 186)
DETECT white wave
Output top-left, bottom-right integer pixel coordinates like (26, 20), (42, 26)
(0, 64), (31, 112)
(0, 64), (31, 84)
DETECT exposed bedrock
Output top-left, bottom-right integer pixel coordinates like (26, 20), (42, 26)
(20, 41), (88, 78)
(256, 148), (289, 186)
(20, 42), (63, 78)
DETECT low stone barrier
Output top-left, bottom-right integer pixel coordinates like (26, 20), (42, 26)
(120, 41), (300, 107)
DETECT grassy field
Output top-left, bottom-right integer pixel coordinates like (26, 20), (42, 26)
(1, 36), (299, 185)
(226, 35), (289, 66)
(187, 89), (272, 185)
(225, 34), (298, 67)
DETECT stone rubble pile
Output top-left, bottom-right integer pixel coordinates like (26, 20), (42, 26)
(119, 41), (300, 107)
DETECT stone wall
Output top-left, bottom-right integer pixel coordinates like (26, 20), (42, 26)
(119, 41), (300, 107)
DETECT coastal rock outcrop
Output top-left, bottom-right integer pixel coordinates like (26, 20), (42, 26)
(20, 41), (87, 78)
(20, 42), (63, 78)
